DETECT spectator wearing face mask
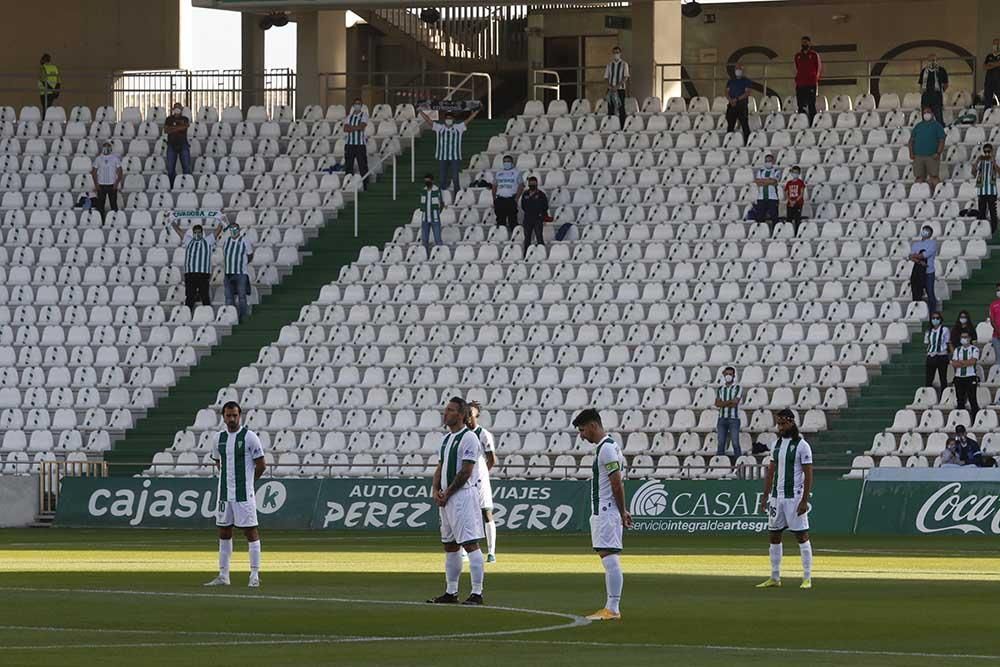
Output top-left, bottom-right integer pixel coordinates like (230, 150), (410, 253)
(924, 311), (951, 396)
(164, 102), (192, 188)
(519, 176), (548, 253)
(909, 225), (938, 316)
(752, 154), (781, 232)
(918, 54), (948, 125)
(420, 106), (480, 194)
(783, 165), (806, 234)
(604, 46), (629, 129)
(715, 367), (742, 457)
(985, 38), (1000, 109)
(950, 310), (977, 348)
(794, 36), (822, 124)
(989, 283), (1000, 368)
(951, 332), (980, 418)
(419, 172), (444, 252)
(222, 223), (254, 323)
(953, 426), (982, 465)
(973, 143), (998, 234)
(343, 98), (370, 191)
(492, 154), (523, 232)
(91, 141), (123, 222)
(725, 63), (752, 144)
(910, 108), (945, 189)
(172, 217), (223, 311)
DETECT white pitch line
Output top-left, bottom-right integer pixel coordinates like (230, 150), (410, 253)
(0, 625), (347, 640)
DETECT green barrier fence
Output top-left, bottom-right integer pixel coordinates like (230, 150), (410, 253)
(54, 477), (863, 533)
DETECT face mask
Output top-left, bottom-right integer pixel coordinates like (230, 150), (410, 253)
(445, 119), (454, 126)
(352, 104), (361, 112)
(929, 61), (937, 68)
(791, 170), (800, 178)
(959, 316), (968, 324)
(801, 44), (809, 52)
(765, 160), (774, 167)
(931, 318), (941, 326)
(961, 337), (971, 346)
(994, 42), (999, 52)
(424, 180), (432, 188)
(102, 147), (111, 154)
(172, 108), (182, 116)
(734, 69), (743, 78)
(528, 183), (538, 190)
(923, 113), (933, 122)
(996, 290), (1000, 298)
(613, 53), (621, 61)
(921, 229), (931, 239)
(723, 374), (734, 383)
(193, 231), (203, 239)
(230, 228), (240, 237)
(503, 160), (513, 169)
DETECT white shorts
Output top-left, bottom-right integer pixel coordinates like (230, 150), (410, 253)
(478, 474), (493, 511)
(439, 489), (484, 545)
(767, 496), (810, 532)
(216, 499), (258, 528)
(590, 512), (623, 552)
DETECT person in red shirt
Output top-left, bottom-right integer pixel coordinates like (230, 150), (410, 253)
(989, 281), (1000, 368)
(794, 36), (822, 124)
(784, 166), (806, 234)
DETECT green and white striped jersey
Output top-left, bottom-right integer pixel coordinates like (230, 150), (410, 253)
(976, 158), (998, 196)
(432, 121), (466, 160)
(438, 427), (482, 493)
(716, 383), (742, 420)
(420, 185), (443, 222)
(591, 436), (625, 515)
(182, 231), (215, 273)
(474, 425), (495, 473)
(215, 427), (265, 503)
(952, 344), (980, 378)
(223, 234), (253, 275)
(770, 436), (813, 499)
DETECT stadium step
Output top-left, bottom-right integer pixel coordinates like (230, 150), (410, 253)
(810, 231), (1000, 470)
(104, 119), (508, 476)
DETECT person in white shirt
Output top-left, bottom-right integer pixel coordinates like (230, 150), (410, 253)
(492, 154), (523, 231)
(757, 409), (814, 590)
(574, 408), (631, 621)
(466, 401), (498, 562)
(91, 141), (123, 221)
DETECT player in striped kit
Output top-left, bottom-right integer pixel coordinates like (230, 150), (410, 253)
(574, 409), (631, 621)
(757, 409), (814, 590)
(427, 397), (486, 606)
(974, 143), (998, 234)
(466, 401), (498, 562)
(205, 401), (267, 588)
(222, 223), (253, 323)
(420, 106), (480, 194)
(171, 211), (224, 312)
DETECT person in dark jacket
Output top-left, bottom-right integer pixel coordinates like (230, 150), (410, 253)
(954, 426), (982, 466)
(950, 309), (977, 347)
(520, 176), (548, 253)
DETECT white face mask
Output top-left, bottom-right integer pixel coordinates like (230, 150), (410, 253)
(445, 119), (454, 127)
(996, 290), (1000, 298)
(959, 316), (968, 323)
(765, 160), (774, 167)
(503, 161), (513, 169)
(921, 229), (931, 239)
(172, 108), (182, 116)
(723, 374), (734, 383)
(931, 318), (941, 326)
(352, 104), (361, 112)
(230, 228), (240, 237)
(102, 146), (111, 154)
(791, 171), (800, 178)
(613, 53), (621, 62)
(734, 69), (743, 78)
(923, 112), (933, 121)
(961, 337), (971, 346)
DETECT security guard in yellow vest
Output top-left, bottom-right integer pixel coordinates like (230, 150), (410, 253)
(38, 53), (61, 111)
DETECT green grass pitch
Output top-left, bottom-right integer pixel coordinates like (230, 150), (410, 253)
(0, 529), (997, 666)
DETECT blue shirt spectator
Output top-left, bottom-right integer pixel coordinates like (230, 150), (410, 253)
(726, 77), (754, 100)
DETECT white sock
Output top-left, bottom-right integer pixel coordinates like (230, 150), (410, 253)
(602, 554), (623, 613)
(218, 538), (233, 577)
(248, 540), (261, 573)
(445, 551), (463, 595)
(486, 520), (496, 556)
(468, 549), (485, 595)
(799, 540), (812, 579)
(769, 543), (783, 580)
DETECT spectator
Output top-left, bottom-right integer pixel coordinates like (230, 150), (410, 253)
(918, 54), (949, 125)
(222, 223), (254, 323)
(725, 63), (752, 144)
(989, 282), (1000, 368)
(604, 46), (629, 129)
(794, 36), (822, 124)
(419, 172), (444, 252)
(492, 154), (523, 232)
(752, 154), (781, 232)
(783, 165), (806, 234)
(909, 107), (946, 189)
(172, 217), (223, 312)
(419, 106), (480, 194)
(91, 140), (123, 222)
(938, 437), (962, 467)
(924, 311), (951, 396)
(950, 309), (977, 348)
(951, 332), (980, 418)
(973, 142), (998, 234)
(909, 225), (938, 316)
(38, 53), (61, 111)
(164, 102), (192, 188)
(715, 366), (742, 457)
(986, 38), (1000, 109)
(343, 98), (369, 191)
(520, 175), (548, 253)
(954, 426), (982, 466)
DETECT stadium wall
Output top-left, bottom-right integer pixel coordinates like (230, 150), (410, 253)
(1, 0), (181, 109)
(0, 477), (40, 528)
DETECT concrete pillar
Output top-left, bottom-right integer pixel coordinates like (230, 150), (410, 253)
(630, 0), (682, 105)
(241, 12), (265, 112)
(296, 10), (347, 115)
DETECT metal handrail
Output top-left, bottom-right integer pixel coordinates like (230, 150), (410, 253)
(532, 69), (563, 101)
(443, 70), (493, 118)
(353, 145), (399, 237)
